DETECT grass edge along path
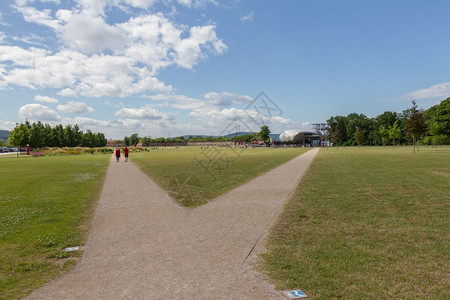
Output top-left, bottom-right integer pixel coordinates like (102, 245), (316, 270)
(259, 146), (450, 299)
(0, 154), (110, 300)
(131, 147), (311, 208)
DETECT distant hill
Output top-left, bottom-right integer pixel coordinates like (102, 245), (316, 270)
(0, 130), (10, 141)
(223, 131), (255, 137)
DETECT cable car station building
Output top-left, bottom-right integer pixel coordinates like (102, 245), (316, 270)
(279, 123), (328, 146)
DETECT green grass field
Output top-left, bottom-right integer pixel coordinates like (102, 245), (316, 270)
(0, 154), (110, 299)
(131, 146), (310, 207)
(260, 146), (450, 299)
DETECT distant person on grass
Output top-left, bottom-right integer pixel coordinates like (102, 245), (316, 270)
(115, 147), (120, 163)
(124, 146), (129, 162)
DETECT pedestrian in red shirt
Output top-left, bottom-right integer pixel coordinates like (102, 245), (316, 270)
(124, 146), (129, 162)
(115, 148), (120, 163)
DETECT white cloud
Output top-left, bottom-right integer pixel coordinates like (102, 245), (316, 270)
(176, 0), (219, 9)
(3, 2), (227, 97)
(13, 4), (61, 29)
(240, 11), (253, 22)
(60, 13), (127, 53)
(0, 46), (51, 67)
(188, 107), (296, 134)
(0, 48), (172, 97)
(74, 116), (110, 127)
(115, 105), (164, 119)
(12, 34), (48, 47)
(118, 0), (159, 9)
(407, 82), (450, 100)
(0, 119), (16, 131)
(57, 101), (95, 113)
(76, 0), (107, 16)
(204, 91), (252, 106)
(35, 95), (58, 103)
(18, 103), (61, 121)
(149, 91), (297, 134)
(175, 25), (227, 68)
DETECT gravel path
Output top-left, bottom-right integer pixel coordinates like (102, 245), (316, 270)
(27, 148), (319, 300)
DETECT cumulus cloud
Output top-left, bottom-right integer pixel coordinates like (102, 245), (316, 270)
(0, 119), (16, 131)
(74, 116), (110, 127)
(175, 25), (227, 68)
(149, 91), (252, 111)
(115, 105), (164, 119)
(2, 1), (227, 97)
(407, 82), (450, 100)
(149, 91), (297, 133)
(57, 101), (95, 113)
(35, 95), (58, 103)
(18, 103), (60, 121)
(0, 48), (172, 97)
(60, 13), (127, 53)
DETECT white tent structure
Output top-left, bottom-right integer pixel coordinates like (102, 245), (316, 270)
(279, 129), (324, 146)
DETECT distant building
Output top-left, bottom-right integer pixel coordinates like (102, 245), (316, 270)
(279, 129), (325, 146)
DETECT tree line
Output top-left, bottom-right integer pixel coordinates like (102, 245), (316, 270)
(8, 121), (108, 148)
(126, 125), (272, 146)
(327, 98), (450, 148)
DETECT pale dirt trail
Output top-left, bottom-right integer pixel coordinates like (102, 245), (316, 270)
(27, 148), (319, 300)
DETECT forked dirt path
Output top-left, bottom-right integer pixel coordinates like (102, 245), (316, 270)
(27, 148), (319, 300)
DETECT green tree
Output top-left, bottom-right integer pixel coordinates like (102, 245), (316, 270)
(73, 124), (83, 146)
(259, 125), (270, 142)
(96, 132), (107, 147)
(405, 100), (428, 152)
(123, 136), (130, 147)
(353, 127), (364, 146)
(129, 133), (140, 146)
(435, 97), (450, 136)
(327, 116), (347, 145)
(53, 124), (64, 147)
(9, 122), (30, 150)
(375, 111), (399, 145)
(425, 118), (441, 146)
(379, 126), (390, 146)
(42, 123), (55, 147)
(81, 130), (93, 147)
(141, 136), (150, 146)
(29, 121), (44, 148)
(388, 121), (402, 146)
(63, 124), (74, 147)
(331, 125), (343, 147)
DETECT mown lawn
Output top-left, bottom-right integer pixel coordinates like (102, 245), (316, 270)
(0, 154), (110, 299)
(260, 146), (450, 299)
(131, 146), (310, 207)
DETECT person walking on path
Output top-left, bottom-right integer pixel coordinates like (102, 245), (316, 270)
(114, 147), (120, 163)
(124, 146), (129, 162)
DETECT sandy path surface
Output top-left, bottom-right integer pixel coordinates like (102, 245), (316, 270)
(27, 148), (318, 300)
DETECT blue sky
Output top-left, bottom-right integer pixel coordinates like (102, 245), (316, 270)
(1, 0), (449, 139)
